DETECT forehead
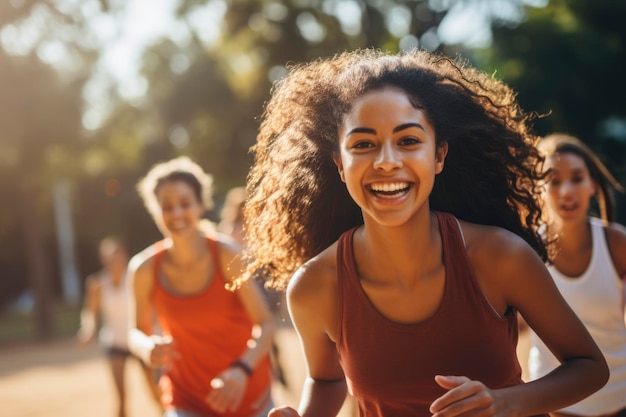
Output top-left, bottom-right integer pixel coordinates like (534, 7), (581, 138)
(100, 241), (123, 257)
(156, 180), (197, 198)
(348, 88), (415, 114)
(547, 152), (588, 172)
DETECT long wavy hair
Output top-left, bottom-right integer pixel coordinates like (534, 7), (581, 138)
(243, 49), (548, 290)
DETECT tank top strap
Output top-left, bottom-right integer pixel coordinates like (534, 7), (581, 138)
(336, 226), (360, 348)
(152, 240), (168, 283)
(433, 211), (490, 312)
(205, 236), (225, 280)
(589, 217), (609, 264)
(434, 211), (465, 260)
(151, 237), (225, 283)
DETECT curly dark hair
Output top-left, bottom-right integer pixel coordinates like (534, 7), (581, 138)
(243, 48), (548, 290)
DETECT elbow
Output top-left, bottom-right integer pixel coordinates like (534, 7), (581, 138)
(261, 317), (276, 340)
(584, 352), (609, 395)
(596, 354), (610, 389)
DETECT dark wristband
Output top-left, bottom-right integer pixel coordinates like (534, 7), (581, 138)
(230, 360), (253, 376)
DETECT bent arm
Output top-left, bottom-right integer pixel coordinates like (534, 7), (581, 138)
(77, 273), (101, 344)
(496, 237), (608, 416)
(606, 222), (626, 326)
(286, 260), (347, 417)
(221, 241), (276, 371)
(127, 255), (157, 365)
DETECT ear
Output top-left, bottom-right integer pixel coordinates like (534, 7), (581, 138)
(333, 153), (345, 183)
(435, 142), (448, 174)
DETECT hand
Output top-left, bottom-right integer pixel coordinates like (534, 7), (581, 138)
(148, 335), (179, 370)
(205, 366), (249, 413)
(268, 406), (301, 417)
(75, 330), (92, 348)
(430, 375), (501, 417)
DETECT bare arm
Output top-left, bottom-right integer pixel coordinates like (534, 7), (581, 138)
(206, 238), (278, 414)
(220, 239), (275, 370)
(76, 273), (101, 344)
(271, 253), (347, 417)
(432, 227), (608, 417)
(606, 221), (626, 326)
(127, 252), (176, 368)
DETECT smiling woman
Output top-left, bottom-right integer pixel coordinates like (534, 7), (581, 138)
(127, 156), (276, 417)
(241, 49), (609, 417)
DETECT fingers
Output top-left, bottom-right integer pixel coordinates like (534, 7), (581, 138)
(434, 375), (469, 390)
(268, 406), (301, 417)
(430, 376), (495, 417)
(205, 367), (248, 413)
(149, 336), (179, 370)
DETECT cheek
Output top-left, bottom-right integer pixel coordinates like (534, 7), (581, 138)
(544, 187), (559, 204)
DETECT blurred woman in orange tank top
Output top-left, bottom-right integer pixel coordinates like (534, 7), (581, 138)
(128, 156), (275, 417)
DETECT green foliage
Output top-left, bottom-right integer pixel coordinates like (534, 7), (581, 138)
(471, 0), (626, 221)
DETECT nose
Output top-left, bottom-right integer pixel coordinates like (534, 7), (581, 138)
(559, 180), (575, 198)
(373, 141), (402, 171)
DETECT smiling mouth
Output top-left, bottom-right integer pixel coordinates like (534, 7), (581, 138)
(559, 202), (578, 211)
(367, 181), (412, 197)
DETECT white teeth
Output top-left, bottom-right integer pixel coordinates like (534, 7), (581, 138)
(370, 182), (409, 192)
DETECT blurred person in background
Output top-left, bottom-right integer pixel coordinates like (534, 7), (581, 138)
(77, 236), (161, 417)
(527, 133), (626, 417)
(127, 156), (275, 417)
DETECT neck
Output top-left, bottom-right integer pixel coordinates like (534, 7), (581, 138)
(165, 231), (208, 265)
(358, 210), (441, 283)
(552, 217), (591, 253)
(107, 266), (126, 285)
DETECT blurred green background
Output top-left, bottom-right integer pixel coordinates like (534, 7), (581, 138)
(1, 0), (624, 342)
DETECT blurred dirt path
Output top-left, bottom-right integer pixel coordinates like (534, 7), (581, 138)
(0, 338), (161, 417)
(0, 327), (357, 417)
(1, 326), (526, 417)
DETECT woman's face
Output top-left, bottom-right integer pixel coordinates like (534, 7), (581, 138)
(544, 152), (596, 225)
(334, 87), (446, 227)
(154, 180), (205, 237)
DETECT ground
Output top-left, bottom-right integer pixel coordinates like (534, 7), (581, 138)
(0, 325), (530, 417)
(0, 327), (359, 417)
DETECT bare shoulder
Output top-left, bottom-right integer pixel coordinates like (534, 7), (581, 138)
(211, 232), (245, 283)
(459, 220), (547, 313)
(128, 243), (160, 280)
(460, 220), (536, 269)
(604, 220), (626, 276)
(605, 220), (626, 244)
(287, 241), (339, 312)
(212, 232), (242, 259)
(84, 272), (103, 295)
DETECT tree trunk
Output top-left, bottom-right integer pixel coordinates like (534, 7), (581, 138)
(18, 185), (54, 340)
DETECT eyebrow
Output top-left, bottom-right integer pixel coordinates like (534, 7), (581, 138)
(347, 122), (426, 136)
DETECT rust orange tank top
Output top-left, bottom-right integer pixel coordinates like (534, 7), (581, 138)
(151, 238), (272, 417)
(336, 211), (526, 417)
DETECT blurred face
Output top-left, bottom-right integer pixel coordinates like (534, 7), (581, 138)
(154, 180), (205, 237)
(334, 87), (447, 227)
(544, 152), (596, 224)
(99, 241), (128, 273)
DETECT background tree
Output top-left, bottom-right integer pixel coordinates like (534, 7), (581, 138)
(471, 0), (626, 220)
(3, 0), (624, 341)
